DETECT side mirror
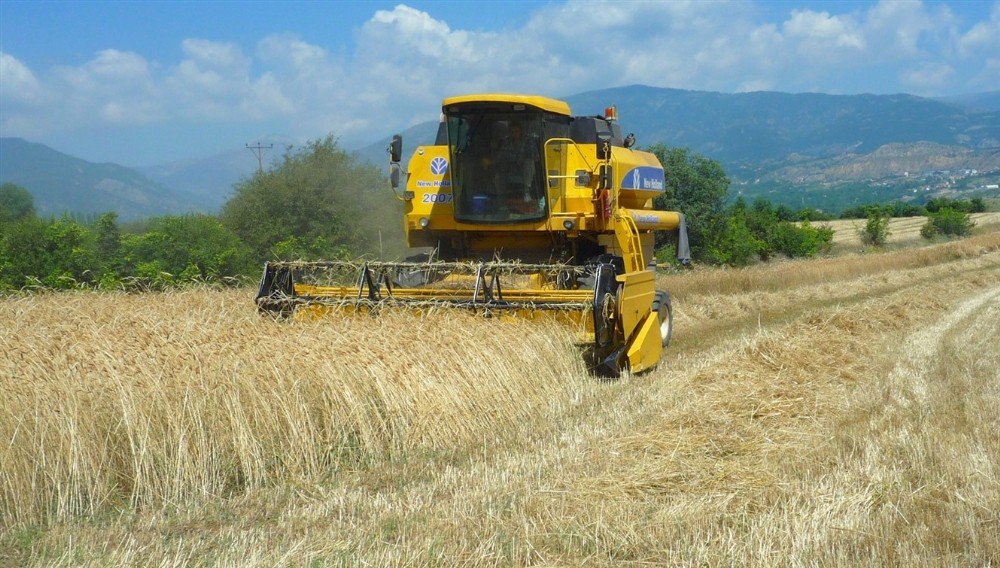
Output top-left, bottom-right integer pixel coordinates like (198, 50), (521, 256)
(390, 162), (402, 190)
(389, 134), (402, 163)
(596, 132), (611, 160)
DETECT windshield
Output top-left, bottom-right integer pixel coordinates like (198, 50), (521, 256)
(447, 111), (547, 223)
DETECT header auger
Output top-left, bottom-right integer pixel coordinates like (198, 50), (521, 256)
(257, 94), (688, 376)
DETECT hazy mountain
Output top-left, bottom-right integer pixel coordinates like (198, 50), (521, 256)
(937, 91), (1000, 113)
(350, 85), (1000, 210)
(565, 86), (998, 171)
(0, 137), (213, 220)
(136, 137), (297, 208)
(354, 84), (1000, 176)
(8, 86), (1000, 219)
(352, 121), (441, 169)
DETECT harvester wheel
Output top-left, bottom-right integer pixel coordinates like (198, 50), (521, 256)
(652, 290), (673, 347)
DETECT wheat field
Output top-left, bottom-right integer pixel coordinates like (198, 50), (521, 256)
(2, 232), (999, 566)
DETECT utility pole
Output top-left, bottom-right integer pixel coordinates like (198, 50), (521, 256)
(246, 142), (273, 173)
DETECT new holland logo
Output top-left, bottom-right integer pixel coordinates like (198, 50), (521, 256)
(430, 157), (448, 175)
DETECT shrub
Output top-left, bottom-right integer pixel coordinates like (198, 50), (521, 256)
(921, 207), (974, 239)
(860, 210), (890, 247)
(0, 216), (96, 290)
(708, 213), (765, 266)
(770, 221), (834, 258)
(654, 243), (679, 267)
(120, 215), (255, 282)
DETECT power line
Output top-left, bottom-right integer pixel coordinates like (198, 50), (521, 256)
(246, 142), (274, 173)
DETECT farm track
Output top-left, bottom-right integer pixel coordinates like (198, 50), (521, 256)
(3, 234), (1000, 565)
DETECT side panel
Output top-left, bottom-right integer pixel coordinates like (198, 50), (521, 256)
(626, 312), (662, 372)
(405, 145), (457, 246)
(615, 270), (656, 340)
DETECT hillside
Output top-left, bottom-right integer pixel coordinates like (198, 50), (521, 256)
(0, 138), (213, 220)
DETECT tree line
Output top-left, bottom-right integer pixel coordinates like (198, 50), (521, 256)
(0, 138), (987, 290)
(0, 138), (403, 290)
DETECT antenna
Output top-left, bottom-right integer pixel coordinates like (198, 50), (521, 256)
(246, 141), (274, 173)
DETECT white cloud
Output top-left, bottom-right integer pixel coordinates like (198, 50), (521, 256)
(0, 52), (47, 105)
(958, 2), (1000, 55)
(783, 9), (865, 51)
(1, 0), (998, 152)
(900, 62), (956, 91)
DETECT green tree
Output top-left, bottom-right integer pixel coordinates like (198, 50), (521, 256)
(0, 183), (35, 223)
(0, 217), (48, 289)
(221, 137), (404, 261)
(95, 212), (121, 266)
(648, 144), (730, 261)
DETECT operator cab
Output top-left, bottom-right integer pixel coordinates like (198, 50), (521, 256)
(443, 95), (570, 224)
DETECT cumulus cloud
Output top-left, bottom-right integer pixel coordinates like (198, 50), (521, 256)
(1, 0), (998, 150)
(958, 2), (1000, 55)
(782, 9), (865, 51)
(0, 52), (47, 104)
(901, 62), (957, 91)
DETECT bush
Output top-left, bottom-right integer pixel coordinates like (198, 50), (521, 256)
(0, 216), (96, 290)
(120, 215), (255, 282)
(860, 210), (890, 247)
(921, 207), (974, 239)
(654, 243), (680, 267)
(770, 221), (834, 258)
(708, 213), (765, 266)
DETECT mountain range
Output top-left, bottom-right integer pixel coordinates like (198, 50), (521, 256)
(356, 86), (1000, 177)
(0, 137), (214, 221)
(3, 86), (999, 218)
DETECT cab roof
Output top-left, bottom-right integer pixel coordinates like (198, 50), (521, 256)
(442, 94), (572, 116)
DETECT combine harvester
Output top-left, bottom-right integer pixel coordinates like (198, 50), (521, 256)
(257, 94), (688, 376)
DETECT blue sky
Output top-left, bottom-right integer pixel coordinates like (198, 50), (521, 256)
(2, 0), (998, 166)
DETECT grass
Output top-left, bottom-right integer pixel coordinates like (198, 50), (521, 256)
(2, 230), (999, 566)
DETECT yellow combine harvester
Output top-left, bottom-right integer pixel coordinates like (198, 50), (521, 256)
(257, 94), (689, 376)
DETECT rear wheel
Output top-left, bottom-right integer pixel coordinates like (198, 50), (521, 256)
(651, 290), (673, 347)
